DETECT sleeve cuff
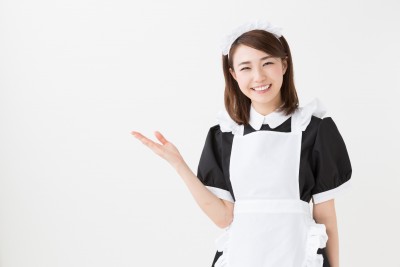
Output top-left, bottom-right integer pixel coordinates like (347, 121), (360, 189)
(312, 179), (352, 204)
(206, 186), (235, 203)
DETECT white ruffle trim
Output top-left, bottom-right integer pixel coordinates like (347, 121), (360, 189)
(216, 109), (244, 136)
(302, 221), (329, 267)
(292, 98), (327, 131)
(216, 97), (326, 134)
(214, 226), (231, 267)
(214, 221), (328, 267)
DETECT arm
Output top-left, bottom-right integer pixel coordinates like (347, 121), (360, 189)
(175, 160), (234, 229)
(131, 130), (234, 229)
(313, 199), (339, 267)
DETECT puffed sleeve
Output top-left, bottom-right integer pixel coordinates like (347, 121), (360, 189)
(311, 117), (353, 204)
(197, 125), (234, 203)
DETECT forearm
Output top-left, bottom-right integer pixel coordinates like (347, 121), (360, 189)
(313, 200), (340, 267)
(317, 217), (339, 267)
(174, 160), (232, 228)
(325, 220), (339, 267)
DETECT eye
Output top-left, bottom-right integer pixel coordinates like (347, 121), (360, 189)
(240, 62), (273, 71)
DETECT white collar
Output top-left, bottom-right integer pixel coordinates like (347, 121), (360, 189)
(249, 103), (291, 130)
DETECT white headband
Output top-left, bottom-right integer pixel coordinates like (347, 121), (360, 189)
(220, 20), (283, 57)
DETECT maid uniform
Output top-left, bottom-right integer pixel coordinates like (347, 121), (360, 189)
(196, 98), (353, 267)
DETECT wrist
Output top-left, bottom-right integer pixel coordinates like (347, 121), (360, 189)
(173, 159), (187, 174)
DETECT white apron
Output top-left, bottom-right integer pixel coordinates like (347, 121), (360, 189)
(214, 102), (328, 267)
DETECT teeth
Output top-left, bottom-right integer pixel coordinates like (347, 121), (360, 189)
(252, 84), (271, 91)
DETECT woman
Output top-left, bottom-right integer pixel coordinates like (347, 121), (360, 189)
(132, 20), (352, 267)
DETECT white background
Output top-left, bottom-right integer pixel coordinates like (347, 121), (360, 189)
(1, 0), (399, 266)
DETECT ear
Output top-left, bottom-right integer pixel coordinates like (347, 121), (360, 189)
(282, 57), (288, 75)
(229, 67), (237, 81)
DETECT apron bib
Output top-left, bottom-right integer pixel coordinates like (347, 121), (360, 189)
(214, 113), (328, 267)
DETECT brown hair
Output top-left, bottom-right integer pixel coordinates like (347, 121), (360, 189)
(222, 30), (299, 125)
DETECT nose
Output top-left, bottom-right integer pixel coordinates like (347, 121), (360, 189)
(253, 66), (266, 82)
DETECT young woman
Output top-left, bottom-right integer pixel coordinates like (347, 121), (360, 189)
(131, 20), (352, 267)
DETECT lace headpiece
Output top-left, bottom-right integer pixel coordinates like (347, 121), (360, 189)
(220, 20), (283, 57)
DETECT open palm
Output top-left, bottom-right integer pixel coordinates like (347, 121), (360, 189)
(131, 130), (184, 169)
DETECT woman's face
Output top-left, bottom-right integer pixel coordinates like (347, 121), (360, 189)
(229, 44), (287, 114)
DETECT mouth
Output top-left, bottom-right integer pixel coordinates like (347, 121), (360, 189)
(251, 84), (271, 92)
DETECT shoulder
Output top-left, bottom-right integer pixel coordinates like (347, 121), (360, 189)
(207, 124), (234, 140)
(205, 124), (222, 140)
(314, 117), (346, 144)
(209, 124), (222, 134)
(306, 115), (335, 131)
(309, 116), (341, 133)
(304, 115), (322, 133)
(203, 124), (223, 144)
(304, 115), (342, 139)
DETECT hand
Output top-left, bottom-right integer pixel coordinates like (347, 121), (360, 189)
(131, 130), (184, 170)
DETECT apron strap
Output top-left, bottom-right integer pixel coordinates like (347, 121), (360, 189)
(216, 109), (245, 136)
(291, 98), (327, 132)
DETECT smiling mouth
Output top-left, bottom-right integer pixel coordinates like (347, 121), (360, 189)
(251, 84), (271, 91)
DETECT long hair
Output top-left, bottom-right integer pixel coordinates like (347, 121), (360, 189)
(222, 30), (299, 125)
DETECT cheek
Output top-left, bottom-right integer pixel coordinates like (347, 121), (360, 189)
(235, 77), (250, 94)
(270, 66), (284, 77)
(236, 74), (251, 87)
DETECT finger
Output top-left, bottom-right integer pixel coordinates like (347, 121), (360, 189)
(154, 131), (168, 145)
(132, 131), (159, 148)
(131, 131), (145, 140)
(131, 131), (140, 137)
(131, 131), (166, 158)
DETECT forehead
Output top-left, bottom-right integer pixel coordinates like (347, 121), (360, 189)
(232, 45), (276, 66)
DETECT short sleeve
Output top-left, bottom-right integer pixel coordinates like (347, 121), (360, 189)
(197, 125), (234, 203)
(311, 117), (353, 204)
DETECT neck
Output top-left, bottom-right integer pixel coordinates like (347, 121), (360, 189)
(251, 96), (283, 116)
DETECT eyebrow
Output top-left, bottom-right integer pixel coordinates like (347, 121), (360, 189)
(237, 56), (273, 67)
